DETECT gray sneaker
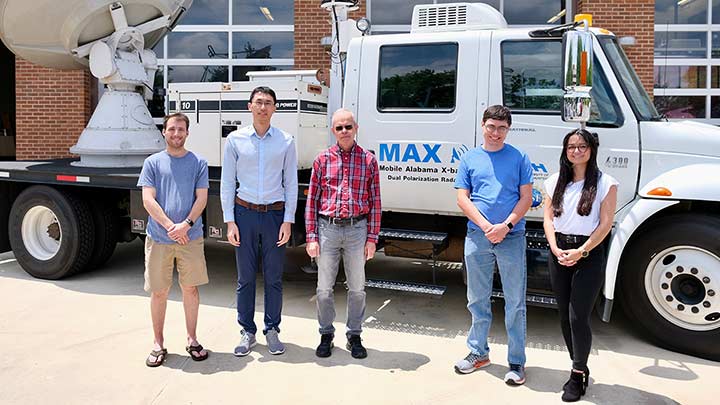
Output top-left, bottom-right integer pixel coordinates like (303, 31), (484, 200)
(454, 352), (490, 374)
(504, 364), (526, 386)
(233, 330), (256, 357)
(265, 329), (285, 355)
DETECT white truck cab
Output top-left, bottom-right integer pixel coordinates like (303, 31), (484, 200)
(338, 3), (720, 360)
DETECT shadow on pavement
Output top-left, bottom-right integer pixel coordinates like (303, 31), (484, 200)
(482, 365), (681, 404)
(253, 342), (430, 371)
(163, 351), (253, 375)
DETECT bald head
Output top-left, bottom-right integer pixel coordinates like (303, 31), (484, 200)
(331, 108), (356, 125)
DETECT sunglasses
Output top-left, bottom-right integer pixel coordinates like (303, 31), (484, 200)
(335, 125), (354, 131)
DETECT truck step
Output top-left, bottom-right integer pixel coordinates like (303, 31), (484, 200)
(365, 278), (446, 297)
(379, 228), (448, 244)
(491, 290), (557, 307)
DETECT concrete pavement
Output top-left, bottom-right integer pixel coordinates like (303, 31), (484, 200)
(0, 240), (717, 404)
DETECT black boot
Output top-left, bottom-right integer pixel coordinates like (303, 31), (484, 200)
(346, 335), (367, 359)
(561, 370), (588, 402)
(563, 366), (589, 390)
(316, 333), (334, 358)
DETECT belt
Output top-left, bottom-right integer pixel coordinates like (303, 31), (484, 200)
(555, 232), (589, 244)
(319, 214), (367, 226)
(235, 197), (284, 212)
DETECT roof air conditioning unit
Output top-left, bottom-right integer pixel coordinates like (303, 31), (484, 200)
(411, 2), (507, 33)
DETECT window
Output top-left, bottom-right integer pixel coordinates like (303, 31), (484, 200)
(180, 0), (228, 24)
(654, 96), (706, 119)
(232, 32), (294, 59)
(655, 32), (707, 59)
(370, 0), (427, 25)
(654, 1), (720, 122)
(148, 0), (294, 118)
(167, 32), (228, 59)
(656, 0), (706, 24)
(654, 66), (706, 88)
(233, 0), (294, 25)
(502, 41), (563, 112)
(377, 43), (458, 111)
(503, 0), (566, 25)
(711, 96), (720, 117)
(502, 40), (623, 126)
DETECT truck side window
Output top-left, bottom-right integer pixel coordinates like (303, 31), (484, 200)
(501, 40), (623, 127)
(377, 43), (458, 112)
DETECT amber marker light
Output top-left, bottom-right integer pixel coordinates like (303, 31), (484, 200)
(647, 187), (672, 196)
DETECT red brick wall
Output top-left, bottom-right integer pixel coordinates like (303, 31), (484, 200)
(578, 0), (654, 96)
(294, 0), (367, 71)
(15, 59), (92, 160)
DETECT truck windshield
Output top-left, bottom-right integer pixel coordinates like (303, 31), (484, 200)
(598, 36), (663, 121)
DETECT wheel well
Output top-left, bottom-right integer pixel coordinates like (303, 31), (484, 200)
(624, 200), (720, 251)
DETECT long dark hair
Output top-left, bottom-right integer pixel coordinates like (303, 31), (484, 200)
(552, 129), (601, 217)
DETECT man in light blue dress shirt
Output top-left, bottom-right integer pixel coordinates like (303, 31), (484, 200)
(220, 86), (298, 357)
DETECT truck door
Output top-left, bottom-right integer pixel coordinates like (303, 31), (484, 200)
(487, 33), (640, 221)
(351, 31), (490, 215)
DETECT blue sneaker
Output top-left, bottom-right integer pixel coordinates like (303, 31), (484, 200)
(233, 330), (256, 357)
(265, 329), (285, 355)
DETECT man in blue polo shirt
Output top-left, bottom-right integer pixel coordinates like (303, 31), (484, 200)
(453, 105), (533, 385)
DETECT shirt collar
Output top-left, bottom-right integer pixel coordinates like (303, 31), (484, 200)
(331, 142), (357, 155)
(251, 126), (274, 139)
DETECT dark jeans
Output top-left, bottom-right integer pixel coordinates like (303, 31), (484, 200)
(549, 234), (605, 371)
(234, 204), (286, 335)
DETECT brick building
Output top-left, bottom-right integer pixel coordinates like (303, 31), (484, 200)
(0, 0), (686, 161)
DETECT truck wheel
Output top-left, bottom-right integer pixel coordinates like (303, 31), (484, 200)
(8, 186), (95, 279)
(85, 202), (118, 271)
(620, 214), (720, 361)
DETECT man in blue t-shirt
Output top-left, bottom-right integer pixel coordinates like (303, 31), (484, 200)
(137, 112), (210, 367)
(453, 105), (533, 385)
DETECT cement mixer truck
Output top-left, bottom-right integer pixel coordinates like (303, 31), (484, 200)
(0, 1), (719, 361)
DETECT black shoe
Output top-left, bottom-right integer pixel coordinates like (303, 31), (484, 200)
(346, 335), (367, 359)
(563, 366), (589, 390)
(561, 370), (588, 402)
(316, 333), (334, 358)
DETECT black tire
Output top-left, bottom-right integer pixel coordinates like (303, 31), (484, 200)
(619, 214), (720, 361)
(85, 201), (118, 271)
(9, 186), (95, 279)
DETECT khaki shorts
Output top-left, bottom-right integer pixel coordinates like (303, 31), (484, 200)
(144, 236), (209, 292)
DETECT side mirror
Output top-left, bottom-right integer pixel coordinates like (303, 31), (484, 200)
(562, 29), (593, 122)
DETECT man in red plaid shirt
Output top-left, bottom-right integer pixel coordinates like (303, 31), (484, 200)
(305, 108), (381, 359)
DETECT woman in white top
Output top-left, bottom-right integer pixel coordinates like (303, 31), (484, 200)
(543, 129), (618, 402)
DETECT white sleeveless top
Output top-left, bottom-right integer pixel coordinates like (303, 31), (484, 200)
(544, 172), (619, 236)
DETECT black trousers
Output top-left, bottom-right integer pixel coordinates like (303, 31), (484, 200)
(549, 234), (605, 371)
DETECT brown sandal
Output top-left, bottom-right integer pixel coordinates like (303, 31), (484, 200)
(146, 348), (168, 367)
(186, 344), (208, 361)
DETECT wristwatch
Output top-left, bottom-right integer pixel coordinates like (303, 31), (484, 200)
(505, 222), (514, 230)
(581, 249), (589, 258)
(185, 218), (194, 227)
